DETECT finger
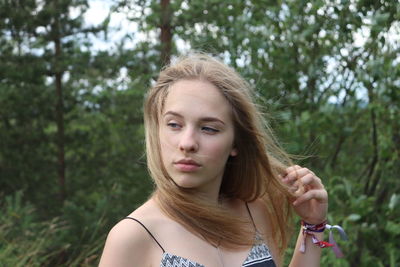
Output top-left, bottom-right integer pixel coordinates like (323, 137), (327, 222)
(293, 173), (323, 196)
(293, 189), (328, 206)
(283, 165), (302, 181)
(281, 177), (299, 194)
(285, 171), (306, 193)
(285, 165), (302, 175)
(285, 167), (313, 180)
(293, 184), (305, 196)
(298, 173), (324, 189)
(283, 167), (306, 184)
(282, 175), (295, 186)
(281, 173), (293, 185)
(282, 175), (302, 195)
(287, 182), (300, 194)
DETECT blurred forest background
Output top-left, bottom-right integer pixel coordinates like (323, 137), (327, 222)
(0, 0), (399, 266)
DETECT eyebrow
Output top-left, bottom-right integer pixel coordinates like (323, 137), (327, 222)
(163, 111), (226, 125)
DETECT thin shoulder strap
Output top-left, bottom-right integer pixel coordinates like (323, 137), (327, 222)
(245, 202), (258, 231)
(124, 216), (165, 253)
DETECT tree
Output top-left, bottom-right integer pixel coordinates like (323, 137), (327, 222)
(133, 0), (400, 265)
(1, 0), (398, 265)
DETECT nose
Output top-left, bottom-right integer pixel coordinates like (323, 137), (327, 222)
(179, 128), (199, 153)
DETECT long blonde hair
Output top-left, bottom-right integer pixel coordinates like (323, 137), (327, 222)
(144, 53), (293, 255)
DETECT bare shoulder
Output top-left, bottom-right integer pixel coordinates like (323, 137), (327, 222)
(99, 199), (163, 267)
(246, 198), (270, 224)
(247, 198), (282, 266)
(245, 198), (273, 238)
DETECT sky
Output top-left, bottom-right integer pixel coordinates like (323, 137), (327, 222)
(83, 0), (399, 53)
(83, 0), (139, 51)
(83, 0), (192, 53)
(82, 0), (399, 102)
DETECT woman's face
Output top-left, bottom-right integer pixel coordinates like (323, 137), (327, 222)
(159, 79), (237, 197)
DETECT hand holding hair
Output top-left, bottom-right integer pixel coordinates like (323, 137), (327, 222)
(282, 165), (328, 225)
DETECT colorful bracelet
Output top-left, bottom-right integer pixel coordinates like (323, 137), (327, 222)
(300, 220), (348, 258)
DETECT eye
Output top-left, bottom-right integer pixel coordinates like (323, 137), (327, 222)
(167, 122), (181, 129)
(201, 126), (219, 134)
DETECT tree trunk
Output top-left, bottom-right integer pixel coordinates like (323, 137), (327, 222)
(160, 0), (172, 65)
(364, 83), (378, 195)
(53, 0), (66, 202)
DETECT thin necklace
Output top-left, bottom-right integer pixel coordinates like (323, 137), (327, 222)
(216, 245), (225, 267)
(200, 233), (225, 267)
(215, 239), (225, 267)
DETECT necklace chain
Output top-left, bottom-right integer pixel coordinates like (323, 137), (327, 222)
(216, 245), (225, 267)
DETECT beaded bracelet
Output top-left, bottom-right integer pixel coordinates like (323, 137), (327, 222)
(300, 220), (348, 258)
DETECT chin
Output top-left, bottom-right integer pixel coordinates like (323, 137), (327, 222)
(171, 175), (200, 189)
(174, 180), (198, 189)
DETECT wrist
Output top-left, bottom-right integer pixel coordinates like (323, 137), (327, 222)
(300, 218), (327, 225)
(301, 220), (327, 232)
(298, 219), (348, 258)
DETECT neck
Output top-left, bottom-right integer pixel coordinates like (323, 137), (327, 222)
(195, 181), (228, 206)
(192, 189), (221, 205)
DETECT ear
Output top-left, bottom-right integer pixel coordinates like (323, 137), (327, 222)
(230, 148), (238, 157)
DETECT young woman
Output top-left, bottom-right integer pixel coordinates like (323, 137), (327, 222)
(99, 53), (329, 267)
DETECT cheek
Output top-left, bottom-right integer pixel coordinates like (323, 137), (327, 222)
(159, 132), (181, 168)
(159, 129), (177, 152)
(160, 142), (173, 165)
(205, 139), (234, 161)
(159, 140), (173, 171)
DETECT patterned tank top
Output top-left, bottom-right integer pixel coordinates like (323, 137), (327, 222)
(125, 203), (276, 267)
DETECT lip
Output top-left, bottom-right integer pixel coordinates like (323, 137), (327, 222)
(174, 159), (201, 172)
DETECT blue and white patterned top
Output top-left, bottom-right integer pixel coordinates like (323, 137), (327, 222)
(160, 232), (276, 267)
(124, 202), (276, 267)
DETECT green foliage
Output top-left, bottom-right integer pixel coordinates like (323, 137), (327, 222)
(0, 191), (64, 266)
(0, 0), (399, 265)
